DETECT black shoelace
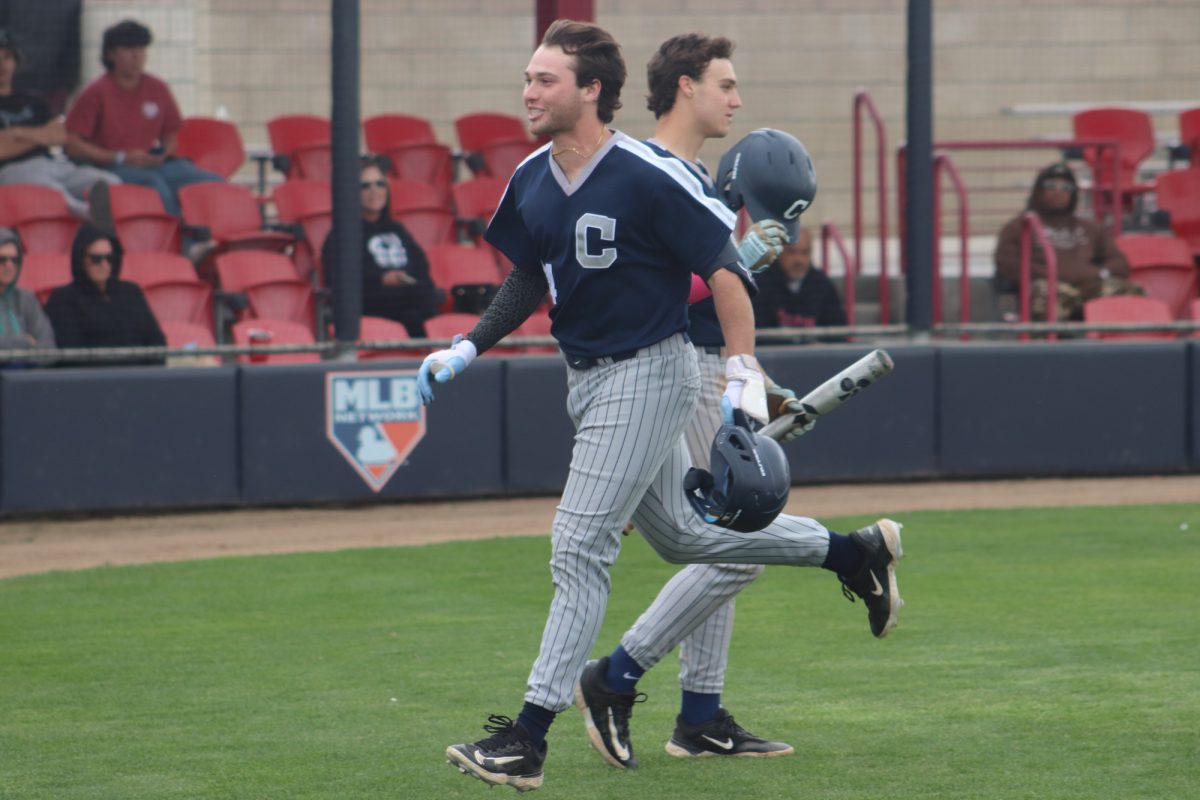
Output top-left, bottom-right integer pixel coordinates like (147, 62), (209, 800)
(476, 714), (527, 751)
(608, 691), (647, 740)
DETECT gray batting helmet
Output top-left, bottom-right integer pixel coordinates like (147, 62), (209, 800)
(717, 128), (817, 242)
(684, 420), (791, 533)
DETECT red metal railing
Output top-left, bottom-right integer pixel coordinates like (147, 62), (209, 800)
(820, 221), (858, 326)
(853, 89), (890, 323)
(932, 152), (970, 330)
(1019, 210), (1059, 342)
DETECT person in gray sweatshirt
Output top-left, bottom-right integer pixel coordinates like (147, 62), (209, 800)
(0, 227), (55, 362)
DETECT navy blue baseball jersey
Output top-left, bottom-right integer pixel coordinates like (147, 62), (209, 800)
(644, 139), (726, 349)
(485, 130), (738, 359)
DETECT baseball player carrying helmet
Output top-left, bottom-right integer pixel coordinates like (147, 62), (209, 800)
(428, 22), (904, 793)
(571, 34), (902, 775)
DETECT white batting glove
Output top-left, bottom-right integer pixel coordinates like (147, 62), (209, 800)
(736, 219), (789, 273)
(417, 335), (477, 404)
(722, 354), (769, 427)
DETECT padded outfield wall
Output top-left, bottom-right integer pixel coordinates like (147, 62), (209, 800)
(0, 341), (1196, 516)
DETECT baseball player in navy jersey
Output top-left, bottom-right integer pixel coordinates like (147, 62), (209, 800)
(573, 33), (802, 767)
(426, 20), (903, 793)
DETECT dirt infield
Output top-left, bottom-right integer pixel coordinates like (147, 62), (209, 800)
(1, 474), (1196, 579)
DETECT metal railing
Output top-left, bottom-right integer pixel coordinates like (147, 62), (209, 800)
(853, 89), (891, 323)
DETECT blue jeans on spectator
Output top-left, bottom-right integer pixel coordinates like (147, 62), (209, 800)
(111, 158), (223, 215)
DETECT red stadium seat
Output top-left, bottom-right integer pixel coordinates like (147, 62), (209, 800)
(214, 250), (316, 334)
(364, 114), (455, 207)
(1072, 107), (1157, 214)
(107, 184), (181, 253)
(389, 178), (457, 250)
(266, 114), (332, 182)
(175, 116), (246, 179)
(363, 113), (438, 146)
(452, 177), (510, 270)
(231, 318), (320, 363)
(425, 243), (502, 313)
(1117, 234), (1198, 319)
(122, 252), (214, 334)
(1083, 295), (1175, 340)
(454, 112), (536, 178)
(356, 315), (424, 360)
(1153, 167), (1200, 259)
(516, 310), (556, 354)
(271, 179), (332, 283)
(0, 184), (79, 253)
(1180, 107), (1200, 169)
(454, 112), (530, 153)
(16, 252), (71, 303)
(178, 182), (296, 282)
(476, 138), (539, 180)
(424, 312), (481, 340)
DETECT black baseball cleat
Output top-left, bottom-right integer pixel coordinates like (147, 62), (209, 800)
(839, 518), (905, 638)
(446, 714), (546, 793)
(665, 708), (794, 758)
(573, 657), (646, 769)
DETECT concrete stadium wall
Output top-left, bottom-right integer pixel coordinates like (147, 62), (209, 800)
(1, 342), (1196, 517)
(73, 0), (1200, 229)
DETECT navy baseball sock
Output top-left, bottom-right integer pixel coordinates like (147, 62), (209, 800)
(680, 691), (721, 727)
(821, 530), (862, 576)
(605, 645), (645, 693)
(516, 702), (555, 747)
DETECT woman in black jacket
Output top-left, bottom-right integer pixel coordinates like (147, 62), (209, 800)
(321, 157), (443, 337)
(44, 223), (165, 366)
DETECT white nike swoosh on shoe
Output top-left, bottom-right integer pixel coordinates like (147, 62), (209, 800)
(622, 672), (639, 681)
(606, 709), (631, 761)
(869, 571), (884, 596)
(473, 751), (525, 766)
(701, 735), (734, 750)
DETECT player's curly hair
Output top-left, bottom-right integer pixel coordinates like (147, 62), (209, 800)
(101, 20), (152, 71)
(646, 33), (735, 119)
(542, 19), (626, 124)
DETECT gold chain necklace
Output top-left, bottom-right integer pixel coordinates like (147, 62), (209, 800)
(552, 128), (607, 159)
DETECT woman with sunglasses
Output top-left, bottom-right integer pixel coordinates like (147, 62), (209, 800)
(320, 156), (443, 337)
(0, 228), (56, 364)
(44, 222), (165, 366)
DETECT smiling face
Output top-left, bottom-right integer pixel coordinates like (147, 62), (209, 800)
(84, 238), (115, 291)
(687, 57), (741, 139)
(523, 44), (591, 139)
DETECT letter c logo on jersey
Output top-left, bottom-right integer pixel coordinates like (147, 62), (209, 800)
(576, 213), (617, 269)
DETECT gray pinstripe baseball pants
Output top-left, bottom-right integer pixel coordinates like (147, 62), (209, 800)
(524, 334), (829, 712)
(621, 348), (760, 695)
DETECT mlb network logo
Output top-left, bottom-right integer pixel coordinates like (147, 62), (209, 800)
(325, 371), (426, 492)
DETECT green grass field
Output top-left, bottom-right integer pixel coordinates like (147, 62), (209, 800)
(2, 504), (1198, 799)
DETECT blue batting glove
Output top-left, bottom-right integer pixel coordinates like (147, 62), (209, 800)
(416, 335), (477, 404)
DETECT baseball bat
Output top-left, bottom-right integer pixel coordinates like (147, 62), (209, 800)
(760, 348), (895, 442)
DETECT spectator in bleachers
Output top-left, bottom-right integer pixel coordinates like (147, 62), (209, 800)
(994, 162), (1140, 320)
(44, 222), (165, 367)
(320, 157), (444, 337)
(63, 20), (221, 217)
(0, 28), (118, 220)
(0, 227), (55, 359)
(752, 227), (847, 339)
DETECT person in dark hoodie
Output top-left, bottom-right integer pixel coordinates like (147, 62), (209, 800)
(320, 156), (443, 337)
(0, 227), (55, 363)
(44, 222), (165, 366)
(994, 162), (1139, 321)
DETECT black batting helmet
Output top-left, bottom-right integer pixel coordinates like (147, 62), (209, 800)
(717, 128), (817, 242)
(684, 421), (791, 533)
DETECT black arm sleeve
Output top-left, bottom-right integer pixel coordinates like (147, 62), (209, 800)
(465, 267), (549, 354)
